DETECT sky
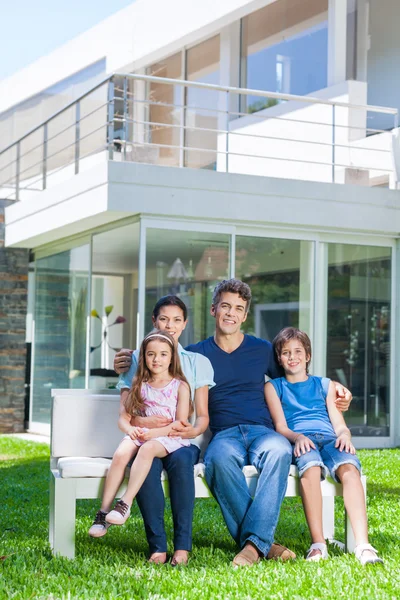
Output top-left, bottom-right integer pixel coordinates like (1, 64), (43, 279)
(0, 0), (135, 80)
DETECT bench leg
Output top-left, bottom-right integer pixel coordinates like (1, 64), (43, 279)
(322, 496), (335, 541)
(345, 475), (367, 553)
(49, 471), (77, 559)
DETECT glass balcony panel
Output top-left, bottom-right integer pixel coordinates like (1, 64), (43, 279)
(19, 128), (45, 200)
(185, 36), (220, 169)
(79, 82), (108, 167)
(46, 106), (75, 187)
(146, 53), (183, 167)
(0, 145), (17, 200)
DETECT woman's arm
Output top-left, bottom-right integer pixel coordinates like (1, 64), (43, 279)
(169, 385), (209, 439)
(264, 382), (316, 456)
(326, 382), (356, 454)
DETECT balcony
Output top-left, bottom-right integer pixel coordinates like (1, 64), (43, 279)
(0, 73), (399, 205)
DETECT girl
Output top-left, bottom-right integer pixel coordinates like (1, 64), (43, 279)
(90, 329), (192, 534)
(264, 327), (383, 566)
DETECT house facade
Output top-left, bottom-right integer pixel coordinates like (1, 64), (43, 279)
(0, 0), (399, 447)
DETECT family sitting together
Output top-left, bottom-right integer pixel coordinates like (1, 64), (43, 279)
(88, 279), (382, 567)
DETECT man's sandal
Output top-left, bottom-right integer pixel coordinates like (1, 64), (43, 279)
(232, 545), (260, 567)
(306, 543), (328, 562)
(267, 543), (296, 561)
(354, 544), (383, 565)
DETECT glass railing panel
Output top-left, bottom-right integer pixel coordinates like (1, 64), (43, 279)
(79, 82), (108, 169)
(19, 128), (44, 200)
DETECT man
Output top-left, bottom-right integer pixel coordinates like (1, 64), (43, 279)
(115, 279), (351, 566)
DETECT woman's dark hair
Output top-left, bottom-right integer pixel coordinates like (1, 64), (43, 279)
(272, 327), (312, 373)
(152, 295), (188, 321)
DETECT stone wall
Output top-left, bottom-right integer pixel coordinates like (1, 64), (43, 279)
(0, 200), (29, 432)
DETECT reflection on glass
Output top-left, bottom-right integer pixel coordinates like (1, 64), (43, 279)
(145, 228), (230, 344)
(326, 244), (391, 436)
(31, 246), (90, 425)
(185, 36), (220, 169)
(241, 0), (328, 112)
(235, 236), (312, 340)
(147, 53), (183, 166)
(91, 222), (140, 388)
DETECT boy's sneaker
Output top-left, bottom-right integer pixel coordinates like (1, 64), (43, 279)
(105, 499), (131, 525)
(88, 510), (110, 538)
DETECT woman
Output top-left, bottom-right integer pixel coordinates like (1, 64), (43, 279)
(100, 295), (214, 566)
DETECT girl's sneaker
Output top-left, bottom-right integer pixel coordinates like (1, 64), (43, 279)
(306, 543), (328, 561)
(88, 510), (110, 538)
(105, 499), (131, 525)
(355, 544), (384, 565)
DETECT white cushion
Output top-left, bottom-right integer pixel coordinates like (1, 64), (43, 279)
(56, 457), (298, 479)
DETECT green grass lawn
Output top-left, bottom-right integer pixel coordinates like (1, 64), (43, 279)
(0, 437), (399, 600)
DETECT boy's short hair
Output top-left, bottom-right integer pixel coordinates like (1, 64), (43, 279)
(212, 279), (252, 313)
(272, 327), (312, 373)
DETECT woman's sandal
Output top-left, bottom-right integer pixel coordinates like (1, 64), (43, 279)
(306, 543), (328, 562)
(354, 544), (383, 565)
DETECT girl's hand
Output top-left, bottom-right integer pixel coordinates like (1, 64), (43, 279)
(335, 432), (355, 454)
(294, 434), (315, 457)
(137, 429), (153, 442)
(128, 426), (143, 440)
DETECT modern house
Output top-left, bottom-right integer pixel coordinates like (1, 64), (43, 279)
(0, 0), (399, 448)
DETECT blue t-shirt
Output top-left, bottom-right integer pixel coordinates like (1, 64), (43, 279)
(186, 335), (281, 434)
(269, 375), (335, 437)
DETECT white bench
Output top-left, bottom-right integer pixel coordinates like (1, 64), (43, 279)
(49, 389), (365, 559)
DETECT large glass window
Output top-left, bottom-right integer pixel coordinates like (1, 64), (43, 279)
(185, 36), (221, 169)
(326, 244), (391, 436)
(241, 0), (328, 113)
(31, 245), (90, 426)
(145, 228), (230, 344)
(235, 236), (313, 340)
(90, 222), (139, 389)
(146, 53), (183, 167)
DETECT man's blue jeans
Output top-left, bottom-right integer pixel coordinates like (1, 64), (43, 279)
(135, 444), (200, 554)
(204, 425), (292, 556)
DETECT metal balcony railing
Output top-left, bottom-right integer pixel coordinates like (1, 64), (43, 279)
(0, 73), (398, 201)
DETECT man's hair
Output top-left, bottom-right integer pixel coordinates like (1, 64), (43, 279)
(212, 279), (252, 313)
(272, 327), (312, 373)
(152, 295), (188, 321)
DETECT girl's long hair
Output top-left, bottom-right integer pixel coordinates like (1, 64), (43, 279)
(124, 329), (192, 417)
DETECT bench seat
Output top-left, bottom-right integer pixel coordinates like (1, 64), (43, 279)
(49, 389), (365, 559)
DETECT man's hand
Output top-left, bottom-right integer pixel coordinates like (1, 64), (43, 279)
(134, 415), (173, 429)
(114, 349), (133, 374)
(335, 432), (355, 454)
(294, 434), (316, 457)
(333, 382), (352, 412)
(169, 420), (199, 440)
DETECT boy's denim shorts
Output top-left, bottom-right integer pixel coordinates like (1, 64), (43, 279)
(293, 433), (362, 483)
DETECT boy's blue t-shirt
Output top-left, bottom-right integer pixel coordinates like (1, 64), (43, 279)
(186, 335), (282, 434)
(269, 375), (335, 437)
